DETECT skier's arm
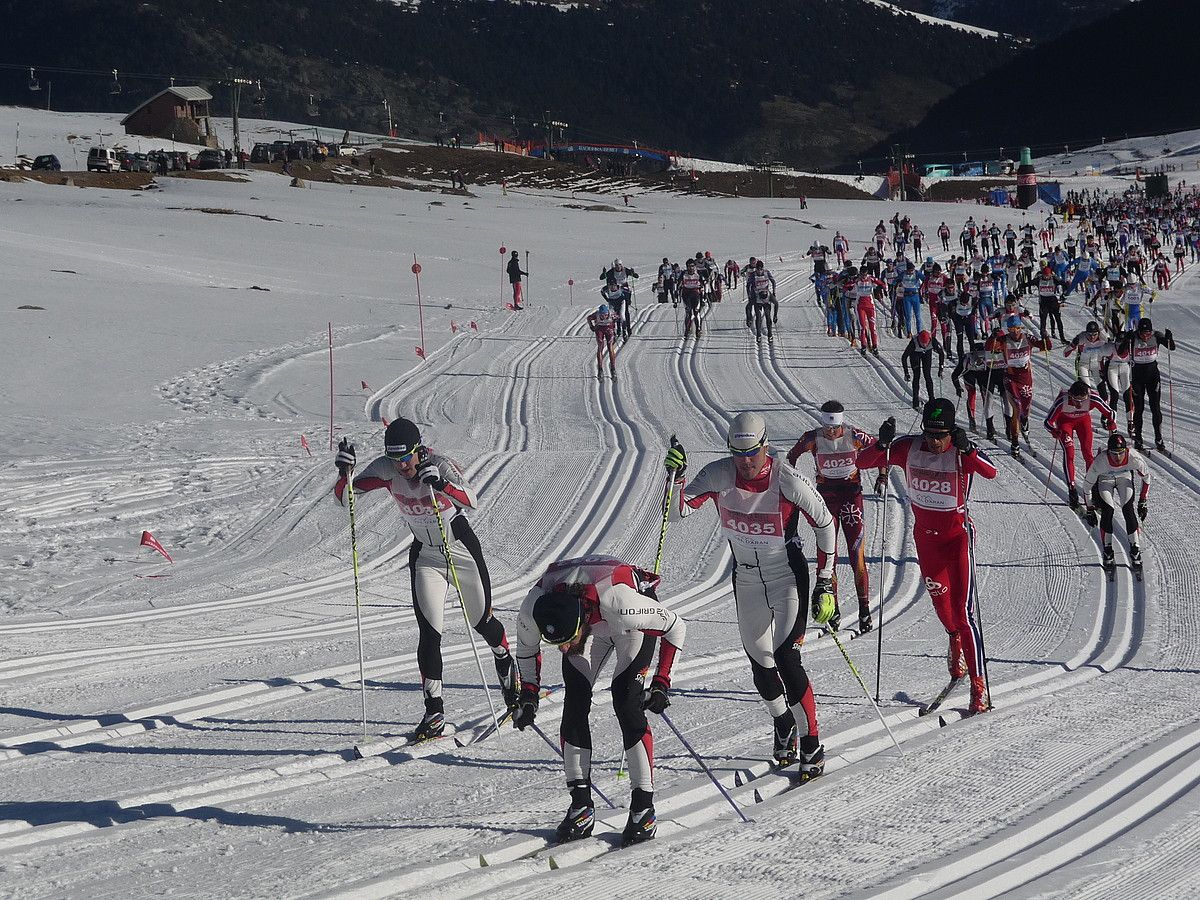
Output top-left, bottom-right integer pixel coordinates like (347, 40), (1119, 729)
(513, 589), (545, 690)
(960, 445), (998, 479)
(786, 431), (817, 468)
(334, 456), (391, 505)
(1136, 454), (1150, 500)
(1090, 393), (1116, 429)
(671, 461), (719, 522)
(601, 583), (686, 686)
(426, 454), (478, 509)
(901, 342), (914, 378)
(778, 463), (836, 579)
(951, 356), (967, 393)
(934, 339), (946, 368)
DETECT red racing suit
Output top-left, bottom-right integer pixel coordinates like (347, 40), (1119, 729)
(857, 437), (998, 679)
(1044, 388), (1116, 487)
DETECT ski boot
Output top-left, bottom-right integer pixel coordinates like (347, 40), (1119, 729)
(1155, 440), (1167, 453)
(871, 347), (880, 357)
(1130, 545), (1143, 577)
(1010, 441), (1022, 460)
(1133, 436), (1145, 451)
(555, 803), (596, 843)
(948, 632), (967, 680)
(968, 676), (991, 714)
(610, 366), (618, 381)
(1067, 486), (1079, 511)
(413, 709), (445, 743)
(496, 652), (520, 714)
(621, 792), (657, 848)
(968, 414), (978, 434)
(596, 365), (603, 380)
(772, 712), (798, 767)
(1102, 545), (1116, 579)
(912, 400), (921, 411)
(797, 736), (826, 779)
(858, 604), (873, 634)
(986, 418), (996, 441)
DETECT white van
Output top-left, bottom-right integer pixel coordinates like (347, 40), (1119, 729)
(87, 146), (120, 173)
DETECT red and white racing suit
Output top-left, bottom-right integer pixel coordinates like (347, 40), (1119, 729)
(514, 556), (686, 797)
(854, 275), (885, 350)
(672, 454), (835, 740)
(787, 426), (883, 617)
(1044, 388), (1116, 487)
(857, 437), (998, 679)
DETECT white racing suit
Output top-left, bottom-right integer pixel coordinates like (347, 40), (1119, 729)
(513, 556), (686, 797)
(672, 453), (835, 743)
(1081, 449), (1150, 555)
(339, 451), (513, 715)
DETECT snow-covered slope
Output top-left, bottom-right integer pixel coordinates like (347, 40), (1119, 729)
(1035, 126), (1200, 177)
(860, 0), (1008, 38)
(2, 107), (1199, 899)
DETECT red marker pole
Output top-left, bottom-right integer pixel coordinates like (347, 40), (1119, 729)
(499, 245), (507, 308)
(765, 218), (771, 257)
(328, 322), (335, 451)
(568, 278), (574, 304)
(412, 257), (426, 361)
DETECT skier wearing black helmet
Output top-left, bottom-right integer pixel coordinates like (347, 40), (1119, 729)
(333, 419), (518, 741)
(1118, 318), (1176, 452)
(511, 555), (686, 848)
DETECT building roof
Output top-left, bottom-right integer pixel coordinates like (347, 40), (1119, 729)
(121, 86), (213, 125)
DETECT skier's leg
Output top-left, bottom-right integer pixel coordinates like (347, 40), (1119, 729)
(1132, 372), (1147, 443)
(1097, 488), (1118, 550)
(840, 491), (870, 619)
(610, 633), (656, 794)
(412, 544), (449, 714)
(447, 520), (513, 684)
(776, 545), (818, 739)
(561, 634), (613, 790)
(1146, 368), (1164, 444)
(922, 360), (935, 406)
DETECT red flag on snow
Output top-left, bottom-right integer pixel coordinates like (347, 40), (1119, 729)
(470, 321), (478, 331)
(415, 346), (426, 359)
(140, 531), (173, 563)
(451, 321), (458, 333)
(361, 380), (370, 391)
(300, 434), (312, 456)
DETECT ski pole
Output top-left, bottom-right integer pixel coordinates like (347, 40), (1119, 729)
(660, 712), (750, 824)
(529, 722), (616, 809)
(875, 445), (890, 703)
(960, 457), (993, 708)
(653, 460), (676, 577)
(829, 631), (903, 756)
(346, 474), (369, 743)
(1167, 346), (1175, 453)
(430, 486), (502, 737)
(524, 250), (530, 306)
(1041, 438), (1060, 503)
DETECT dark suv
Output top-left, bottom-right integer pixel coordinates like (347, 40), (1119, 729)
(32, 154), (61, 171)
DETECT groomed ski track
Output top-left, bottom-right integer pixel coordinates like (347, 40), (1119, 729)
(1, 164), (1198, 899)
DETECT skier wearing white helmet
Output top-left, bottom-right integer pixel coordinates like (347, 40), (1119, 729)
(663, 413), (836, 776)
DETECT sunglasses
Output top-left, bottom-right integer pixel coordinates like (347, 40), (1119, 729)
(728, 437), (766, 457)
(386, 447), (420, 463)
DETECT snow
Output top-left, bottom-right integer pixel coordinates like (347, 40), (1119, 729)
(859, 0), (1011, 39)
(2, 107), (1199, 898)
(1034, 127), (1200, 178)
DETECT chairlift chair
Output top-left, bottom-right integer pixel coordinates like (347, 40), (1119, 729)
(307, 94), (319, 117)
(110, 70), (122, 96)
(28, 68), (40, 91)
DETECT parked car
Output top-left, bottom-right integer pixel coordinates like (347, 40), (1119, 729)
(193, 149), (225, 170)
(336, 144), (359, 158)
(250, 143), (271, 164)
(87, 146), (120, 173)
(270, 140), (291, 162)
(31, 154), (61, 172)
(128, 153), (152, 173)
(117, 149), (133, 171)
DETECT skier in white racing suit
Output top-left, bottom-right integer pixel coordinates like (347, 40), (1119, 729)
(511, 555), (686, 847)
(664, 412), (837, 776)
(333, 418), (518, 741)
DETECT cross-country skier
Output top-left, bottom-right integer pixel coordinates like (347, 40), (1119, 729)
(333, 420), (518, 741)
(507, 250), (527, 310)
(902, 330), (946, 410)
(951, 347), (993, 435)
(1081, 434), (1149, 577)
(747, 260), (778, 343)
(1065, 321), (1115, 404)
(988, 316), (1050, 458)
(1121, 318), (1176, 451)
(512, 555), (686, 847)
(600, 259), (637, 338)
(787, 401), (884, 632)
(588, 303), (619, 379)
(680, 258), (705, 340)
(1044, 380), (1117, 509)
(664, 413), (836, 775)
(857, 399), (999, 714)
(853, 268), (885, 355)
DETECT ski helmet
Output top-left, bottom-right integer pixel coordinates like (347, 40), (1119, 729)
(1086, 321), (1100, 335)
(1137, 318), (1153, 333)
(383, 418), (422, 459)
(1005, 315), (1024, 330)
(819, 400), (844, 429)
(613, 258), (622, 267)
(727, 412), (767, 455)
(1069, 380), (1089, 399)
(922, 398), (956, 434)
(598, 304), (610, 315)
(532, 590), (583, 644)
(917, 330), (931, 346)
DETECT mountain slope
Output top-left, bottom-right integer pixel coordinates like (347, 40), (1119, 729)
(0, 0), (1018, 169)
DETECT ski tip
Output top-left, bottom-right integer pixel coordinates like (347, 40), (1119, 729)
(351, 745), (365, 760)
(938, 716), (947, 728)
(734, 771), (744, 787)
(753, 789), (763, 804)
(478, 854), (489, 868)
(548, 856), (559, 871)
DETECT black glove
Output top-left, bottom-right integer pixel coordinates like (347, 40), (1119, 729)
(874, 471), (888, 497)
(335, 438), (356, 476)
(418, 463), (446, 490)
(951, 426), (973, 453)
(642, 676), (671, 715)
(664, 436), (687, 479)
(1085, 507), (1098, 528)
(879, 417), (897, 449)
(513, 686), (539, 730)
(955, 384), (963, 397)
(1138, 498), (1148, 522)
